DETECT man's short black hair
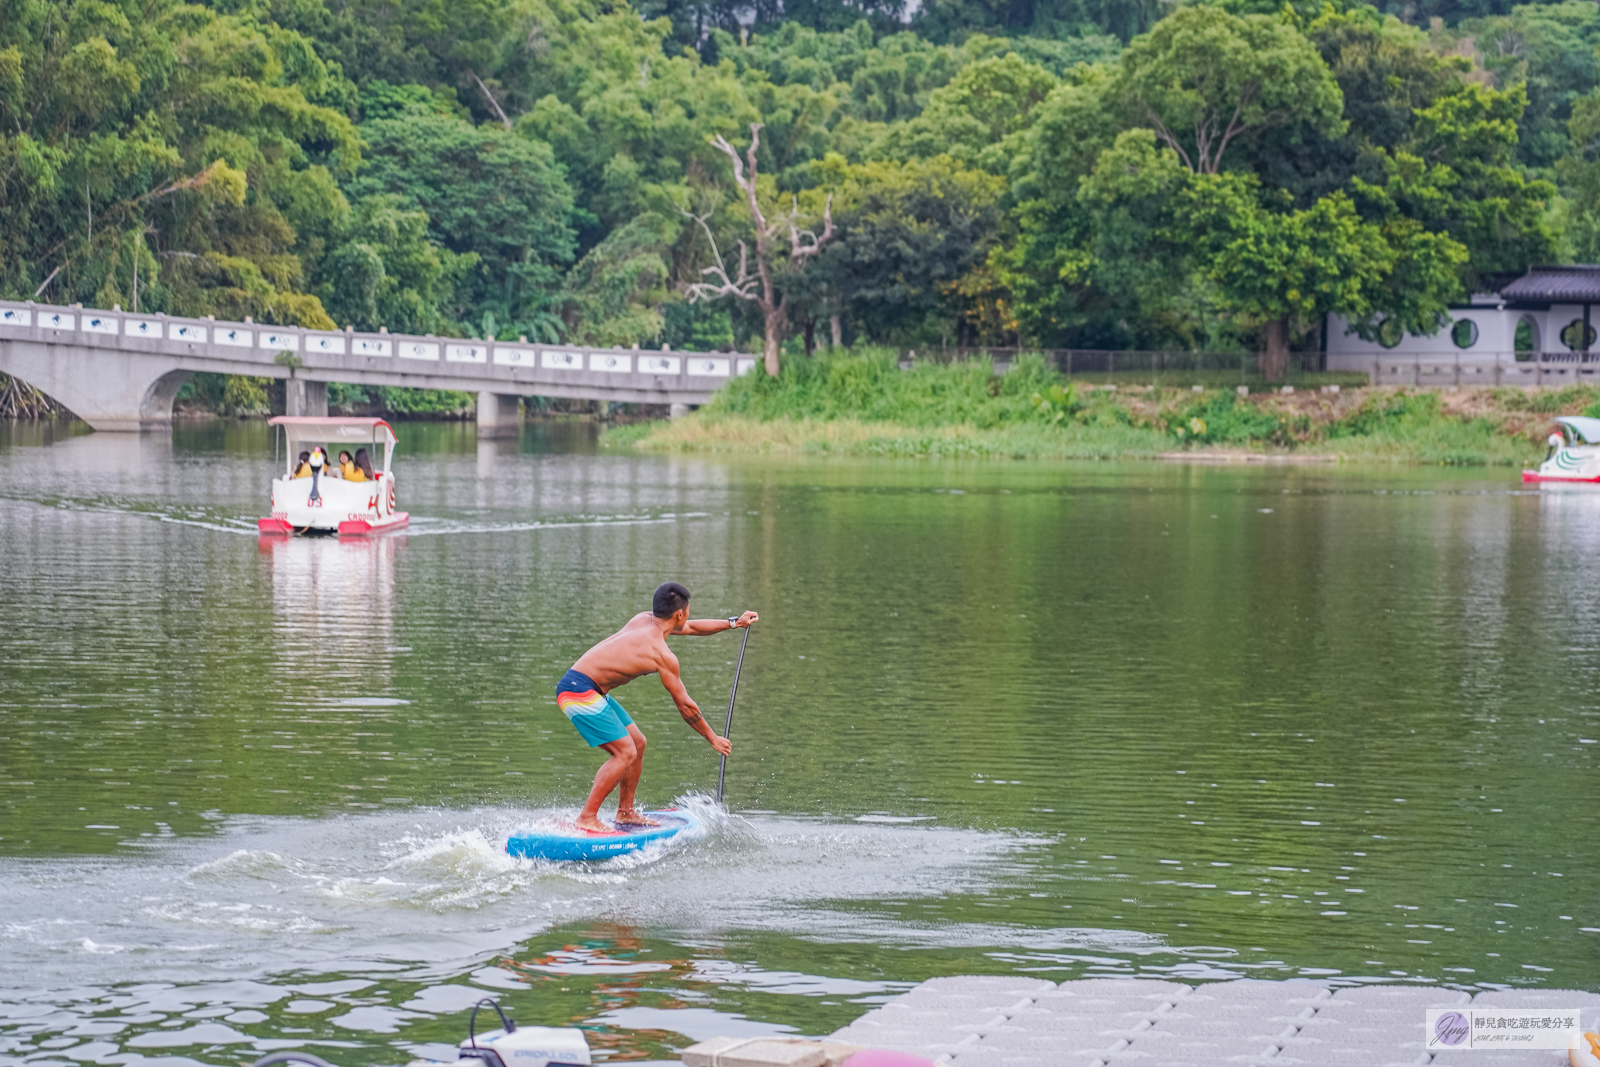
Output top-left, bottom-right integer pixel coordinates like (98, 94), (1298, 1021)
(653, 581), (691, 618)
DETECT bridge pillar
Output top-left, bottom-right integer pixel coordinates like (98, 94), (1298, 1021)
(670, 403), (691, 419)
(285, 379), (327, 417)
(477, 391), (521, 438)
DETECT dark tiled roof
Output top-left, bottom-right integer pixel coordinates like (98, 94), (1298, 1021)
(1499, 265), (1600, 303)
(1477, 270), (1525, 295)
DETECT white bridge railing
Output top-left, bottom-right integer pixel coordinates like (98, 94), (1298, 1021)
(0, 299), (757, 402)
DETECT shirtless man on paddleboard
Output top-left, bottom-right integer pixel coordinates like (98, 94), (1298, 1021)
(557, 581), (758, 832)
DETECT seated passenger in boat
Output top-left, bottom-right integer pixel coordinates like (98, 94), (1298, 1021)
(337, 450), (356, 479)
(291, 451), (313, 478)
(352, 448), (375, 481)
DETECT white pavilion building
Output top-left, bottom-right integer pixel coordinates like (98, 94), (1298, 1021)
(1326, 264), (1600, 386)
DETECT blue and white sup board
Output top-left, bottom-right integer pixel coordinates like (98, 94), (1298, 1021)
(506, 809), (701, 861)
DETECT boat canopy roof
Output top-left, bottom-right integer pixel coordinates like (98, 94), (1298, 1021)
(1556, 415), (1600, 444)
(268, 416), (397, 448)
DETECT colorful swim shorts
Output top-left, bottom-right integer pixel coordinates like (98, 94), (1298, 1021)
(556, 668), (635, 747)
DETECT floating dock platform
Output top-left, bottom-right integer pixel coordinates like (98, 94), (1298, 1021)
(807, 976), (1600, 1067)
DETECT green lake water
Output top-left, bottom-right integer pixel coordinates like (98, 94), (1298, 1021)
(1, 419), (1596, 1066)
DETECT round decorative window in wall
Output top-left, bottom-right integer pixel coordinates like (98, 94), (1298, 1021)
(1377, 318), (1404, 348)
(1451, 318), (1479, 348)
(1561, 319), (1598, 350)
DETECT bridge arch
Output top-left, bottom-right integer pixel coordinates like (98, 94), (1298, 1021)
(142, 370), (194, 424)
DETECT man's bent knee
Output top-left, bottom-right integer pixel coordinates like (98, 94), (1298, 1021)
(626, 724), (648, 754)
(602, 736), (636, 762)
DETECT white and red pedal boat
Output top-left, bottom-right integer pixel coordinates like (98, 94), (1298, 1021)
(1524, 416), (1600, 486)
(257, 416), (410, 536)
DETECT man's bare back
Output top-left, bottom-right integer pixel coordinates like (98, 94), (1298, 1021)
(572, 612), (687, 693)
(555, 581), (757, 833)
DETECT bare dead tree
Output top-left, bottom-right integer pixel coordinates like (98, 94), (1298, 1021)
(684, 123), (834, 377)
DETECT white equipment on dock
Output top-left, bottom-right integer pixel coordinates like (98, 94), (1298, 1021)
(458, 1025), (591, 1067)
(452, 999), (589, 1067)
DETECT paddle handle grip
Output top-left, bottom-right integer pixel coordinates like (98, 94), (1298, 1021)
(716, 624), (752, 805)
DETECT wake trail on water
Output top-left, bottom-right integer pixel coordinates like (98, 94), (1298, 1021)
(0, 491), (261, 534)
(403, 511), (710, 536)
(0, 799), (1099, 990)
(0, 491), (710, 538)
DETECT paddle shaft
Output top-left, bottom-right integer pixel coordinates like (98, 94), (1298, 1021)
(716, 624), (752, 804)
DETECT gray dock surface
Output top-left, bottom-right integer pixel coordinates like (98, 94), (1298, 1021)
(826, 977), (1600, 1066)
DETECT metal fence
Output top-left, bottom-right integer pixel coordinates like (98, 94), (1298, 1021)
(900, 348), (1326, 380)
(902, 347), (1600, 387)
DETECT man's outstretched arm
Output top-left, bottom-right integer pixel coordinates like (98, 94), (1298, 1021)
(672, 610), (759, 636)
(659, 653), (733, 756)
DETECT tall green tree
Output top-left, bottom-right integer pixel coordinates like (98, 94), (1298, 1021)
(1181, 164), (1467, 378)
(1248, 11), (1465, 207)
(292, 0), (562, 125)
(1113, 6), (1345, 175)
(557, 213), (673, 345)
(912, 0), (1164, 44)
(0, 0), (359, 324)
(802, 154), (1007, 347)
(1374, 81), (1554, 291)
(998, 8), (1349, 352)
(877, 53), (1059, 171)
(347, 87), (578, 336)
(311, 192), (474, 333)
(1459, 0), (1600, 171)
(991, 63), (1123, 346)
(1005, 4), (1551, 368)
(1559, 84), (1600, 258)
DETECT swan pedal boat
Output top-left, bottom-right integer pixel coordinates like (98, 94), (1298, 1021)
(1523, 415), (1600, 486)
(257, 416), (409, 536)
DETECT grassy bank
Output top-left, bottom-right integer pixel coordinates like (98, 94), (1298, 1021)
(608, 350), (1599, 465)
(607, 414), (1171, 459)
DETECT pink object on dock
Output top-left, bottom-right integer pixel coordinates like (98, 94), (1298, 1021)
(840, 1052), (938, 1067)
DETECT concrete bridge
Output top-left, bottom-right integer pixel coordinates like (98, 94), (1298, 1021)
(0, 299), (755, 434)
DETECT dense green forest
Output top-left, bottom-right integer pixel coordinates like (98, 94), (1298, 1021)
(3, 0), (1599, 382)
